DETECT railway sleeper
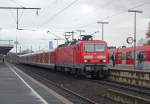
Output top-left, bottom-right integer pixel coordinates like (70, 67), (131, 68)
(106, 89), (150, 104)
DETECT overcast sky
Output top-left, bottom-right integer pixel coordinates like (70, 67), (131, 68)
(0, 0), (150, 52)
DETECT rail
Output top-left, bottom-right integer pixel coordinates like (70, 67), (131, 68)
(106, 89), (150, 104)
(27, 70), (99, 104)
(90, 80), (150, 96)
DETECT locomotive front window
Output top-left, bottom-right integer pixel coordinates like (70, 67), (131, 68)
(84, 44), (105, 52)
(85, 44), (94, 52)
(95, 44), (105, 52)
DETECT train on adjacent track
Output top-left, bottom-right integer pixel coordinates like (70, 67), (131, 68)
(19, 35), (109, 78)
(108, 45), (150, 69)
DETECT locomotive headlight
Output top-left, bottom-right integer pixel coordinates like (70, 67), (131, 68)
(84, 59), (88, 63)
(102, 60), (106, 62)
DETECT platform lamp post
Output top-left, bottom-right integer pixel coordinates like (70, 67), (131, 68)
(0, 7), (41, 30)
(14, 40), (18, 53)
(19, 46), (21, 53)
(97, 21), (109, 40)
(128, 10), (143, 69)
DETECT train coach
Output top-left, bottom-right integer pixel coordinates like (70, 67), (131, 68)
(109, 45), (150, 69)
(19, 35), (109, 78)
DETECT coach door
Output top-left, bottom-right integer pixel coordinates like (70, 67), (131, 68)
(126, 51), (134, 64)
(115, 51), (122, 64)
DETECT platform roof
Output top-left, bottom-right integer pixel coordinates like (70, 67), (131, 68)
(0, 45), (13, 55)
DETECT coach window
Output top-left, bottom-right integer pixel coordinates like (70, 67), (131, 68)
(122, 52), (126, 60)
(34, 56), (35, 61)
(30, 56), (31, 62)
(142, 51), (146, 61)
(38, 55), (40, 61)
(144, 52), (147, 61)
(41, 55), (42, 61)
(126, 52), (133, 60)
(147, 52), (149, 61)
(43, 55), (45, 61)
(77, 45), (80, 50)
(46, 54), (49, 61)
(38, 55), (40, 62)
(44, 55), (46, 61)
(148, 52), (150, 61)
(36, 55), (38, 61)
(31, 56), (33, 61)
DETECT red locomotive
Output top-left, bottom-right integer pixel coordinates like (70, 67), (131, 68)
(109, 45), (150, 69)
(19, 35), (109, 78)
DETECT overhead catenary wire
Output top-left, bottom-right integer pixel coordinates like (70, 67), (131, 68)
(47, 30), (65, 40)
(8, 0), (150, 34)
(18, 9), (24, 23)
(105, 0), (150, 20)
(39, 0), (114, 29)
(8, 0), (24, 24)
(88, 0), (150, 27)
(9, 9), (25, 24)
(52, 0), (150, 29)
(9, 0), (22, 24)
(9, 9), (17, 24)
(40, 0), (80, 27)
(33, 0), (114, 30)
(9, 0), (24, 7)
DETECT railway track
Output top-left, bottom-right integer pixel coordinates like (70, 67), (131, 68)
(106, 89), (150, 104)
(15, 64), (150, 104)
(13, 63), (101, 104)
(90, 79), (150, 96)
(29, 71), (99, 104)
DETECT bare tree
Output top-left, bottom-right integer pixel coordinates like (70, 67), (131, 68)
(146, 22), (150, 45)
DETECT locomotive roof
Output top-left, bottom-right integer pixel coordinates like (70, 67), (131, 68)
(80, 40), (106, 43)
(18, 49), (55, 57)
(57, 40), (107, 48)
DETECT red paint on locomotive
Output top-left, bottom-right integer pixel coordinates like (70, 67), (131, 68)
(54, 40), (108, 65)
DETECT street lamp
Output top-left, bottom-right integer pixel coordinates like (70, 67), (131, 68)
(97, 21), (109, 40)
(128, 9), (143, 69)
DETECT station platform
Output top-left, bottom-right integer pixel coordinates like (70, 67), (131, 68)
(0, 62), (73, 104)
(108, 64), (150, 72)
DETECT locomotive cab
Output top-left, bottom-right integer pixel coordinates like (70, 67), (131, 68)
(83, 42), (108, 64)
(79, 40), (109, 78)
